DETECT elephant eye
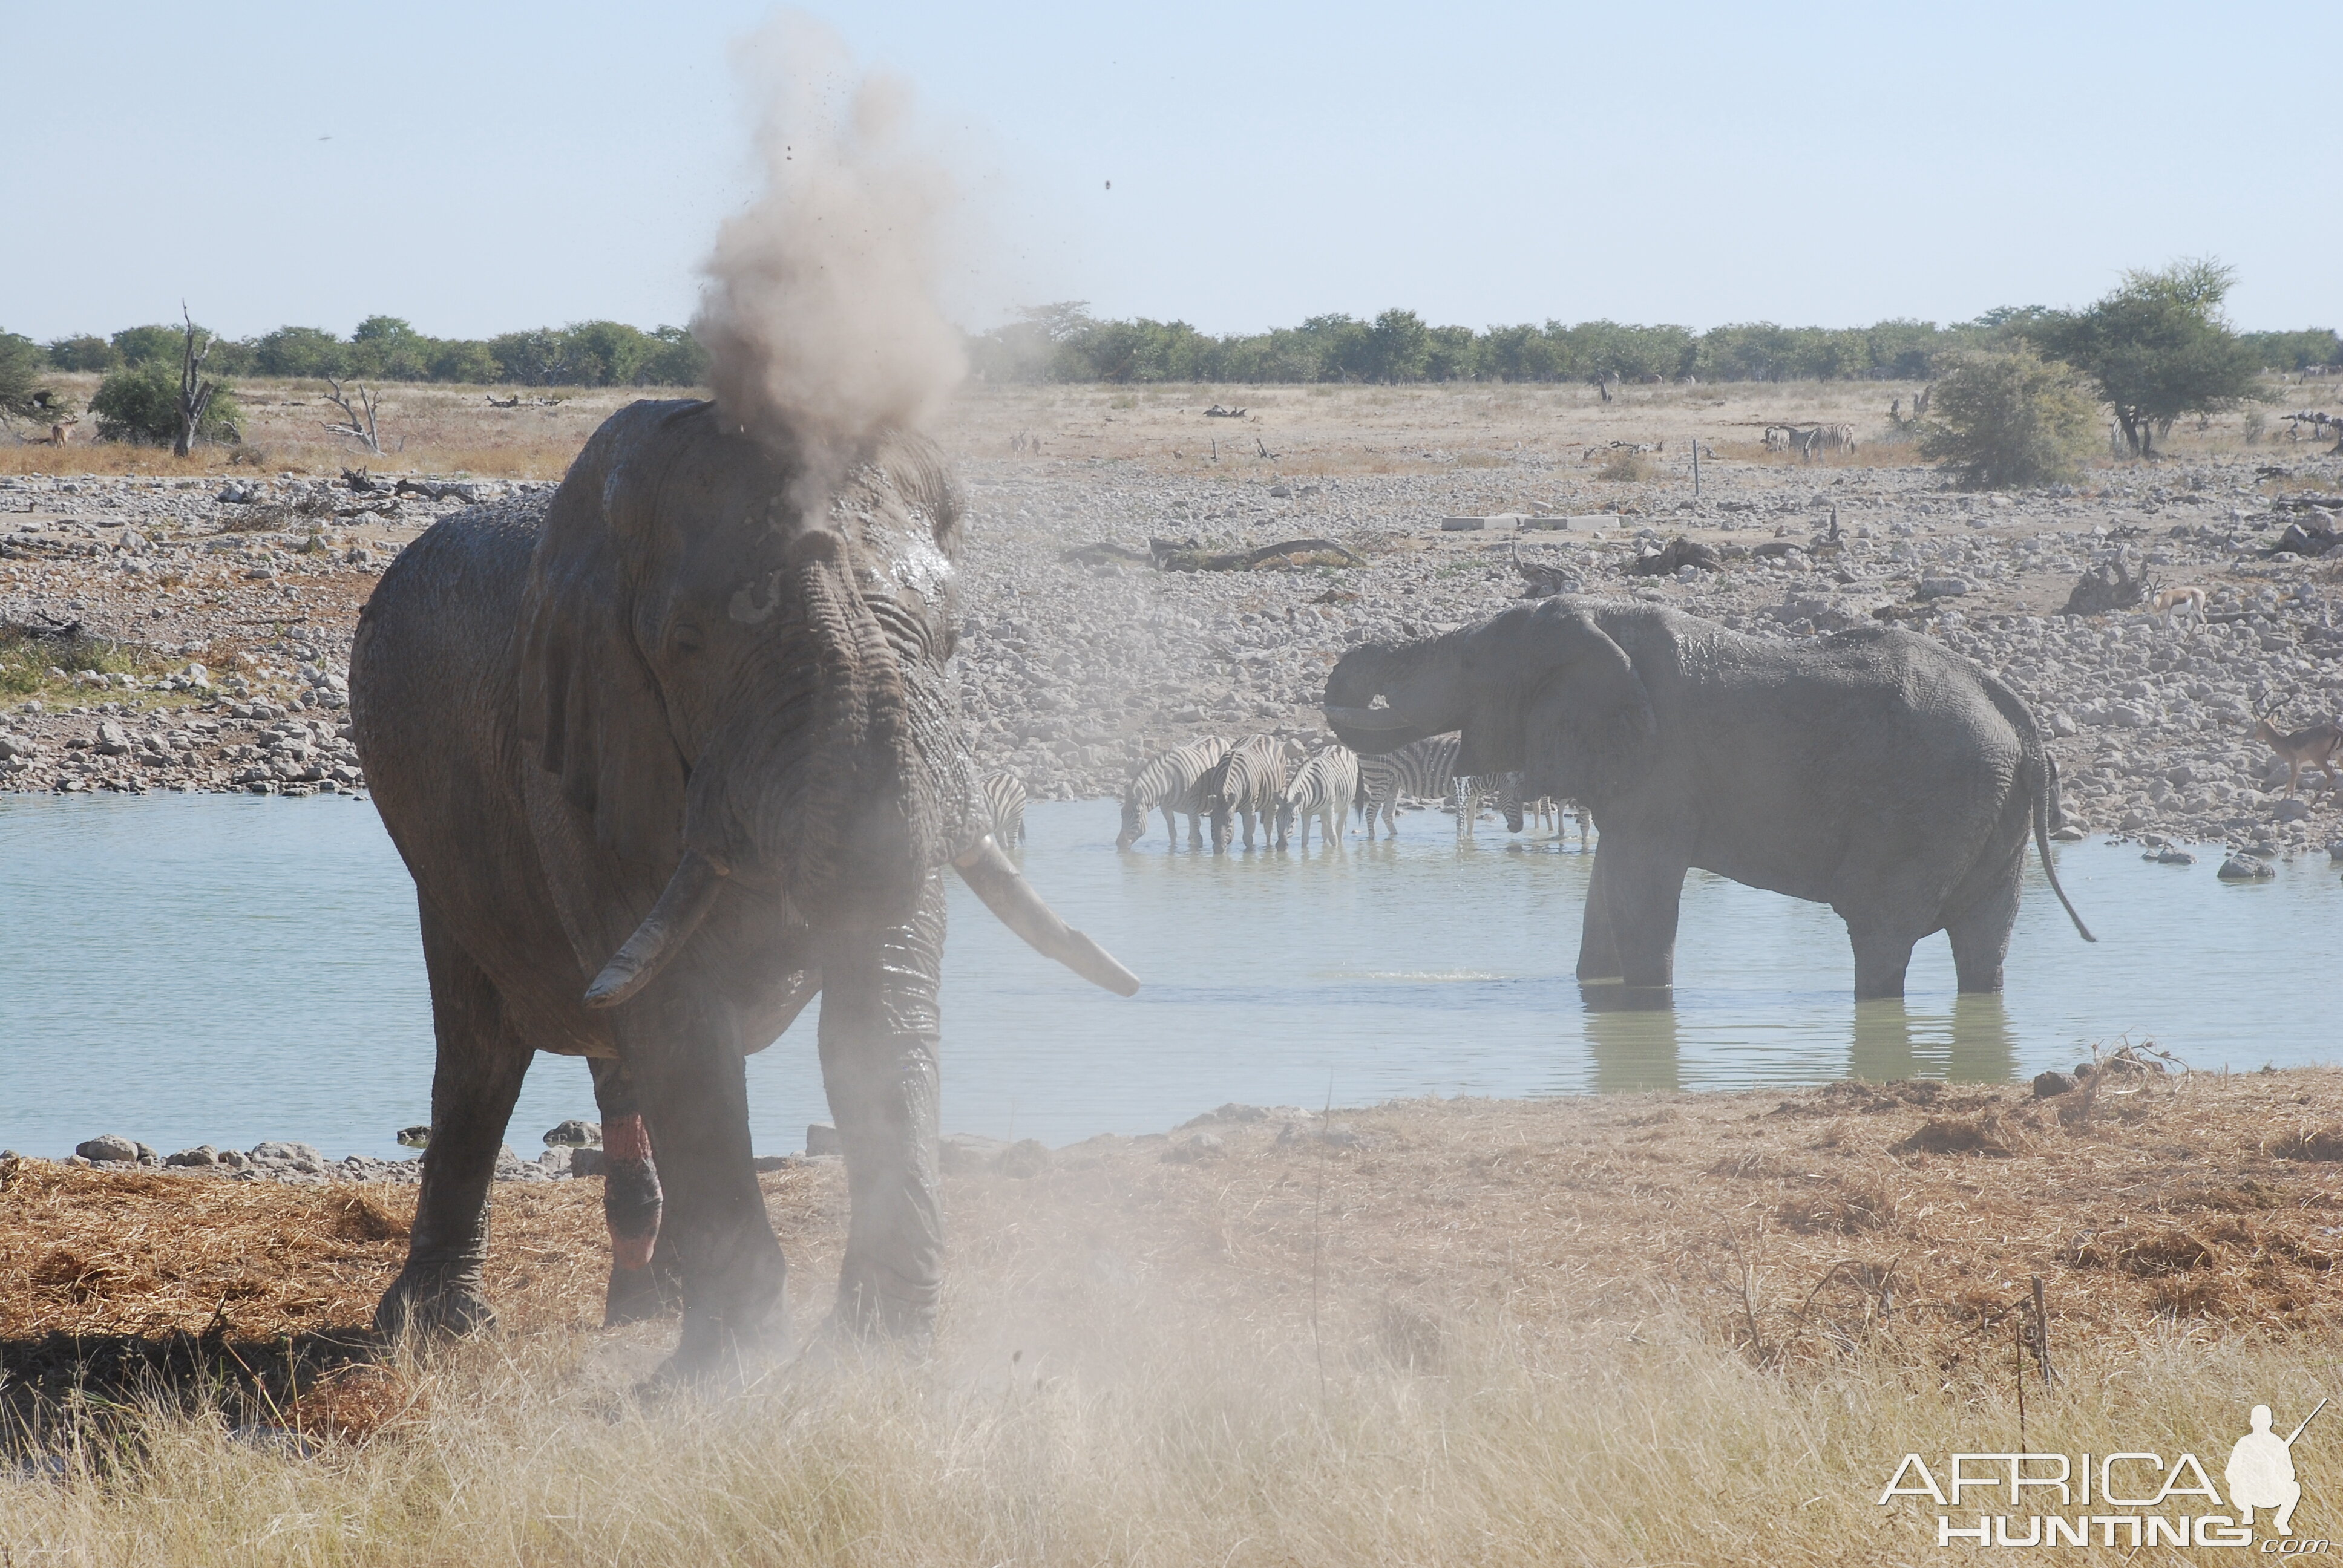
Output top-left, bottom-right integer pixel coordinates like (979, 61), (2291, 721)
(670, 623), (706, 655)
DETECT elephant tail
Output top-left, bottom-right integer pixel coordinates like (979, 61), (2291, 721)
(1984, 672), (2095, 944)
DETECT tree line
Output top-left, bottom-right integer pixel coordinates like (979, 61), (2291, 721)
(967, 302), (2342, 388)
(0, 261), (2330, 459)
(24, 316), (712, 389)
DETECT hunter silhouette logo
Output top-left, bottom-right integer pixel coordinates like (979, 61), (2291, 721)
(2229, 1400), (2324, 1536)
(1878, 1397), (2328, 1549)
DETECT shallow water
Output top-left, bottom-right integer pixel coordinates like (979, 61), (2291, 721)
(3, 793), (2339, 1159)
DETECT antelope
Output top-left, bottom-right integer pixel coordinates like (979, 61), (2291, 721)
(2252, 708), (2343, 797)
(2150, 584), (2208, 629)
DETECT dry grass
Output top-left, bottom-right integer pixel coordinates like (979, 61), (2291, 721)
(8, 373), (2311, 487)
(14, 1312), (2343, 1566)
(12, 1071), (2343, 1560)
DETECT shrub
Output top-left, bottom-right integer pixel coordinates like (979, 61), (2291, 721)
(1916, 348), (2096, 489)
(253, 326), (348, 379)
(110, 324), (192, 367)
(0, 331), (45, 419)
(90, 364), (241, 445)
(489, 328), (565, 386)
(427, 339), (499, 384)
(45, 333), (122, 372)
(640, 325), (710, 387)
(560, 321), (654, 386)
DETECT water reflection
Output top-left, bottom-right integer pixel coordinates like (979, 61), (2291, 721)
(1847, 994), (2018, 1083)
(1580, 984), (1680, 1092)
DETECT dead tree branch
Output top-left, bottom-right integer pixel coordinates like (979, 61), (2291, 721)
(322, 376), (385, 456)
(174, 305), (219, 460)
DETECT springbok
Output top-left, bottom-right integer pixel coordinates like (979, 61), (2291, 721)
(2252, 708), (2343, 797)
(2151, 584), (2208, 629)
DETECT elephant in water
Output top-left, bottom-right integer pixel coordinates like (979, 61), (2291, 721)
(1323, 598), (2091, 1000)
(350, 399), (1138, 1379)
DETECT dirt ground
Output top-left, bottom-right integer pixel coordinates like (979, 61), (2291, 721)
(10, 1061), (2343, 1429)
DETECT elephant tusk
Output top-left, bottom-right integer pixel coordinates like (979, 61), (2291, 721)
(1322, 704), (1412, 730)
(952, 835), (1141, 996)
(584, 849), (730, 1009)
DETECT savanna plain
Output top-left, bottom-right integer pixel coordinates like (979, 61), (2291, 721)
(8, 378), (2343, 1564)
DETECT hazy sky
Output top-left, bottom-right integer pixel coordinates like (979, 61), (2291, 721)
(4, 1), (2330, 342)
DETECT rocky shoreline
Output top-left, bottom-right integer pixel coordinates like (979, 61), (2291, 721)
(7, 445), (2343, 857)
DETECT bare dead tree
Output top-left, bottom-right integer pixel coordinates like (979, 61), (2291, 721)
(322, 375), (384, 456)
(174, 305), (220, 459)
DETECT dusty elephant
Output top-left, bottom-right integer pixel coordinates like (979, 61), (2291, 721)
(1323, 598), (2091, 999)
(350, 399), (1138, 1379)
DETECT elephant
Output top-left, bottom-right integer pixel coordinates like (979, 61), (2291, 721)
(349, 398), (1138, 1379)
(1323, 598), (2092, 1000)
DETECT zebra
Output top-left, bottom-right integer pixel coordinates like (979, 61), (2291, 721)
(1486, 774), (1589, 843)
(1201, 733), (1289, 851)
(1276, 742), (1357, 850)
(1118, 736), (1228, 850)
(977, 768), (1027, 849)
(1355, 733), (1461, 839)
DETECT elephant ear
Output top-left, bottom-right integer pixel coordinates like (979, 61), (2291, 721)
(517, 401), (696, 860)
(1518, 603), (1657, 799)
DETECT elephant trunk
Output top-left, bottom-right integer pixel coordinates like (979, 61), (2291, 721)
(770, 528), (932, 917)
(584, 530), (1142, 1009)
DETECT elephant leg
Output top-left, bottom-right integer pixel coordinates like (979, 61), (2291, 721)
(1580, 838), (1683, 988)
(1575, 847), (1623, 982)
(1846, 921), (1920, 1001)
(377, 899), (532, 1339)
(1945, 872), (2021, 995)
(821, 875), (946, 1340)
(628, 990), (785, 1380)
(589, 1055), (680, 1326)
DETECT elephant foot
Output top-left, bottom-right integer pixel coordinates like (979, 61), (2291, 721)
(374, 1259), (495, 1339)
(603, 1259), (683, 1327)
(646, 1241), (788, 1384)
(828, 1257), (939, 1345)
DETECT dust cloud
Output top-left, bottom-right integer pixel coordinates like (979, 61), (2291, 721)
(695, 12), (967, 468)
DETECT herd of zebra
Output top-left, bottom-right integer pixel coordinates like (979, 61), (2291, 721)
(974, 736), (1590, 854)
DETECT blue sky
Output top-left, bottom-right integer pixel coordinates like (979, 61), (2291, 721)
(3, 1), (2330, 341)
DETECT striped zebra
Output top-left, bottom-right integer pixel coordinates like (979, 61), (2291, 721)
(1202, 734), (1290, 851)
(1355, 733), (1461, 840)
(1487, 775), (1590, 844)
(1453, 771), (1506, 837)
(1276, 742), (1357, 850)
(1118, 736), (1228, 850)
(977, 768), (1027, 849)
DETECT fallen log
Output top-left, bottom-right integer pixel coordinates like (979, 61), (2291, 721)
(394, 479), (482, 504)
(1060, 540), (1154, 567)
(1152, 536), (1368, 572)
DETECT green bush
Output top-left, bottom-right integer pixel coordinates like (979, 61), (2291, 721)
(90, 364), (241, 445)
(1916, 348), (2097, 489)
(253, 326), (348, 379)
(2240, 328), (2343, 373)
(45, 333), (122, 372)
(641, 325), (710, 387)
(427, 338), (499, 384)
(111, 324), (193, 366)
(0, 331), (45, 419)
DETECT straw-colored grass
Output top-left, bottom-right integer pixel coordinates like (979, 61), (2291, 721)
(11, 1069), (2343, 1561)
(6, 1294), (2339, 1563)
